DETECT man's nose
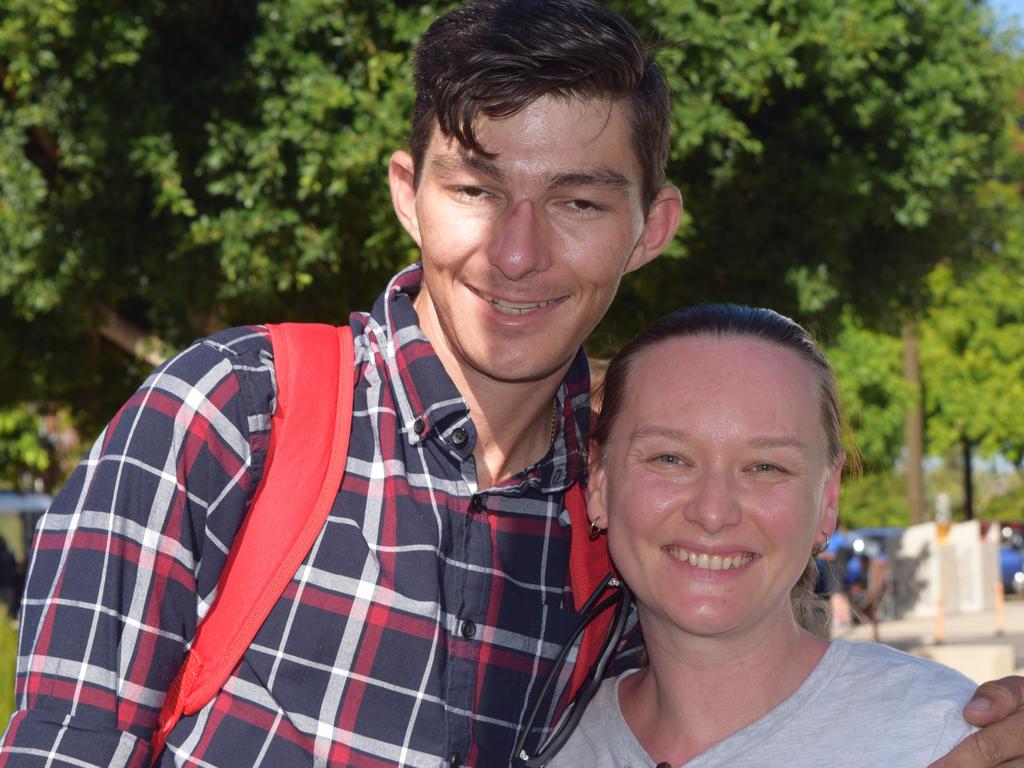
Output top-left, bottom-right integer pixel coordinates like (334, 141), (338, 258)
(489, 200), (552, 279)
(683, 468), (742, 534)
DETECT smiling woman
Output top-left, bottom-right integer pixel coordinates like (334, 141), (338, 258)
(546, 304), (979, 768)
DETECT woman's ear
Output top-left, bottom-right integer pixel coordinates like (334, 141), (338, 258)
(819, 453), (845, 534)
(587, 447), (609, 531)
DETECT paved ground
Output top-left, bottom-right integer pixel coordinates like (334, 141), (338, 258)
(838, 595), (1024, 676)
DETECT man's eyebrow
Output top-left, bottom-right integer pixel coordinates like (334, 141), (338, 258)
(548, 168), (632, 191)
(428, 153), (631, 192)
(428, 152), (505, 182)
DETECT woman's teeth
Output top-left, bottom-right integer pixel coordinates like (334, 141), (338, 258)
(667, 547), (753, 571)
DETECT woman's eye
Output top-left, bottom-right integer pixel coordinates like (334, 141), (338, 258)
(654, 454), (682, 465)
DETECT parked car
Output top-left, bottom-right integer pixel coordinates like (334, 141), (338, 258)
(845, 527), (904, 586)
(994, 521), (1024, 595)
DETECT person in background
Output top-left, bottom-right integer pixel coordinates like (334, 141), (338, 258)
(552, 305), (976, 767)
(817, 521), (852, 632)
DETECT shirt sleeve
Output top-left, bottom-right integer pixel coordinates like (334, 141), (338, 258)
(0, 327), (276, 767)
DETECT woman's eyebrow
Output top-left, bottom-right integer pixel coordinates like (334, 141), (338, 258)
(747, 437), (811, 456)
(628, 425), (688, 443)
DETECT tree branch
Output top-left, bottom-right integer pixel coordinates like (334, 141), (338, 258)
(97, 306), (169, 367)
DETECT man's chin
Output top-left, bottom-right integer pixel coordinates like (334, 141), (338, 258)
(470, 351), (578, 386)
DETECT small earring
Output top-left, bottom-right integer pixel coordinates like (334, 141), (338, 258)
(812, 533), (830, 556)
(588, 519), (604, 541)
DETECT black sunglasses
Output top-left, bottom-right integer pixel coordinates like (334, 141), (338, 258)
(512, 573), (633, 767)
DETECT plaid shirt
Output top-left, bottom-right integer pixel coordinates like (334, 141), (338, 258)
(0, 265), (596, 768)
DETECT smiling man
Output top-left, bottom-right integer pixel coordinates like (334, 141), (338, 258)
(1, 2), (1022, 767)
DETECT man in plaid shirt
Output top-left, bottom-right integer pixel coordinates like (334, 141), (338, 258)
(2, 1), (1023, 767)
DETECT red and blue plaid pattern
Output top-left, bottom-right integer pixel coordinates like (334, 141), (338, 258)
(0, 265), (593, 767)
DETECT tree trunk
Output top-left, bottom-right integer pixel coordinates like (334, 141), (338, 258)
(902, 315), (926, 525)
(962, 435), (974, 520)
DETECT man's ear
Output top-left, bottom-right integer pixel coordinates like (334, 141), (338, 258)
(389, 150), (422, 247)
(624, 185), (683, 274)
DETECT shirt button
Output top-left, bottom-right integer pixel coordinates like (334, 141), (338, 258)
(470, 494), (484, 512)
(448, 753), (461, 767)
(413, 418), (425, 435)
(451, 427), (468, 445)
(459, 620), (476, 639)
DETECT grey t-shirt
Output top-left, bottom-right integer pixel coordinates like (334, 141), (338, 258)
(548, 639), (977, 767)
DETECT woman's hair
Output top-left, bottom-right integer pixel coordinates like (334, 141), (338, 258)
(591, 304), (847, 636)
(410, 0), (671, 210)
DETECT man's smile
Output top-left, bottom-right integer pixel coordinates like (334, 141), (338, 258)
(473, 287), (567, 315)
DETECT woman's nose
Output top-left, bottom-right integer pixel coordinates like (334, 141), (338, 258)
(683, 469), (742, 533)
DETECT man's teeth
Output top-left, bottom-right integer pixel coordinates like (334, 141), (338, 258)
(667, 547), (753, 571)
(486, 296), (558, 315)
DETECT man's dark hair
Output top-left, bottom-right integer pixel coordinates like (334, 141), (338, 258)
(411, 0), (671, 209)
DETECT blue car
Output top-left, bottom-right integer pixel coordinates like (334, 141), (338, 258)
(996, 523), (1024, 595)
(844, 527), (904, 587)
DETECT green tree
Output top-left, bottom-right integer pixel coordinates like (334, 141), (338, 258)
(1, 1), (448, 436)
(595, 0), (1019, 349)
(1, 0), (1020, 461)
(920, 248), (1024, 465)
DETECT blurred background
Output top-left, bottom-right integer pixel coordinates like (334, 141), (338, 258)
(3, 0), (1024, 720)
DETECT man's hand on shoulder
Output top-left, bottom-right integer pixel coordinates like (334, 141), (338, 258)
(929, 675), (1024, 767)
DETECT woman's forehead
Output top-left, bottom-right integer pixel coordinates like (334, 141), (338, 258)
(623, 335), (823, 435)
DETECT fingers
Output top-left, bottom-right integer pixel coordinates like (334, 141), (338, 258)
(928, 709), (1024, 767)
(964, 676), (1024, 727)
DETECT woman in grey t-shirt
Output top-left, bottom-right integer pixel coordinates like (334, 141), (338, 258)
(549, 305), (975, 768)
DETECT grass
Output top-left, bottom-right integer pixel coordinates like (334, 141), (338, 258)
(0, 610), (16, 726)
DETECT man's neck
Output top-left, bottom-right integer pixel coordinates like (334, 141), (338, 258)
(411, 289), (576, 488)
(459, 368), (566, 489)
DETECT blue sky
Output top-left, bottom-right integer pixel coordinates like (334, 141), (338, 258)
(993, 0), (1024, 24)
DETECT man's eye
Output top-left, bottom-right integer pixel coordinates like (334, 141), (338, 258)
(566, 199), (603, 213)
(752, 463), (783, 473)
(456, 186), (489, 199)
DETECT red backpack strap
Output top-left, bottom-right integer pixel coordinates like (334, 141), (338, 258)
(564, 482), (615, 696)
(151, 323), (355, 759)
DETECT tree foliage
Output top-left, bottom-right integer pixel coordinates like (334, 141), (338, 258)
(919, 210), (1024, 463)
(1, 0), (449, 434)
(595, 0), (1019, 350)
(1, 0), (1020, 464)
(826, 311), (910, 470)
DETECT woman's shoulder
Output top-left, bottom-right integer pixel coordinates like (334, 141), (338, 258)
(831, 638), (977, 701)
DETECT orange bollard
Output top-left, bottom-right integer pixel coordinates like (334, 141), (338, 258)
(995, 581), (1005, 637)
(935, 594), (945, 645)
